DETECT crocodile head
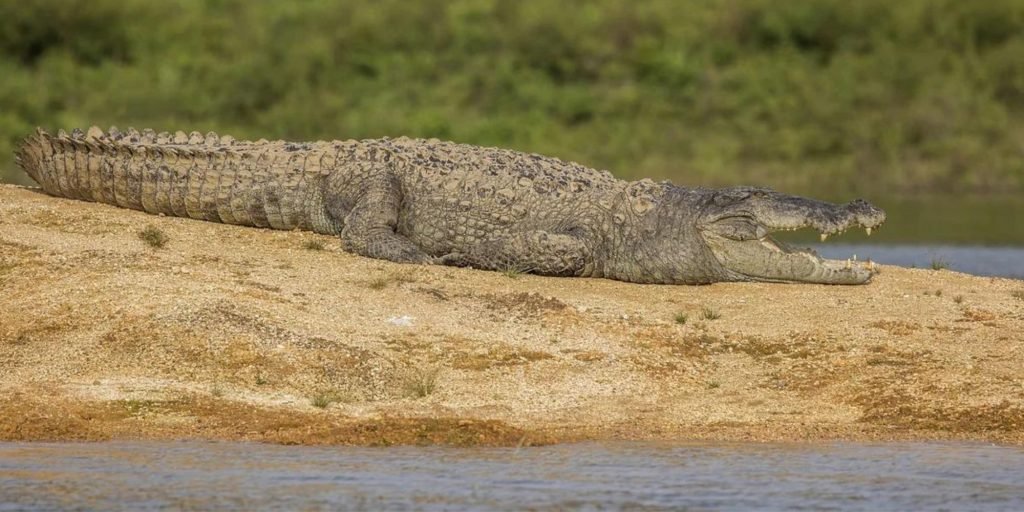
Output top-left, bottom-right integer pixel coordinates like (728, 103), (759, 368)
(696, 186), (886, 284)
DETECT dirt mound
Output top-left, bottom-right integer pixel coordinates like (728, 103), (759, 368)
(2, 183), (1022, 445)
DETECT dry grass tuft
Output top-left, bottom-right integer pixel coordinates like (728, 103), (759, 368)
(402, 367), (440, 398)
(310, 393), (334, 409)
(365, 270), (418, 290)
(501, 266), (525, 279)
(302, 239), (326, 251)
(367, 277), (389, 290)
(700, 307), (721, 320)
(138, 225), (168, 248)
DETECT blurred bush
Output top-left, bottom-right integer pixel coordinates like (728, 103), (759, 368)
(1, 0), (1022, 196)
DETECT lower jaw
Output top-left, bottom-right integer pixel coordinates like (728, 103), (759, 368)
(714, 237), (875, 284)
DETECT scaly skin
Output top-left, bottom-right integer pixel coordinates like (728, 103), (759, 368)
(15, 127), (886, 284)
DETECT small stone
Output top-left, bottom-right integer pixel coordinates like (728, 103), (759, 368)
(387, 315), (414, 327)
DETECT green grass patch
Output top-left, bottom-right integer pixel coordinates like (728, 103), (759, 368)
(700, 307), (721, 321)
(310, 393), (334, 409)
(138, 225), (168, 248)
(402, 368), (439, 399)
(500, 266), (526, 279)
(302, 239), (326, 251)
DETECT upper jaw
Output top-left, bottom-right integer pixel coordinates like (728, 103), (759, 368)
(757, 198), (886, 241)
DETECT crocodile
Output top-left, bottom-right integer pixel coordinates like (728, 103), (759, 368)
(15, 127), (885, 284)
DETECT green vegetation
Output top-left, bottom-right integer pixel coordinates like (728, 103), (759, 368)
(674, 313), (688, 325)
(367, 277), (389, 290)
(700, 307), (722, 321)
(2, 0), (1024, 199)
(365, 270), (417, 290)
(137, 225), (168, 248)
(930, 256), (950, 270)
(310, 393), (334, 409)
(402, 368), (439, 399)
(302, 240), (326, 251)
(501, 266), (526, 280)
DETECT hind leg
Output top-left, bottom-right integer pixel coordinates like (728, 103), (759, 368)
(328, 173), (432, 264)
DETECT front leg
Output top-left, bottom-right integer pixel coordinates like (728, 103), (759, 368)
(439, 231), (593, 277)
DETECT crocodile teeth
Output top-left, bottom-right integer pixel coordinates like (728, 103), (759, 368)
(820, 233), (828, 242)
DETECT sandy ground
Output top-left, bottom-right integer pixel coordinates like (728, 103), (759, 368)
(1, 183), (1022, 446)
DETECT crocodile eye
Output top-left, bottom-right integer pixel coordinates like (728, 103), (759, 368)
(707, 216), (766, 241)
(713, 190), (751, 206)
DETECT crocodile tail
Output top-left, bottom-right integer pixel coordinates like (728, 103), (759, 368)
(15, 128), (52, 190)
(15, 126), (323, 232)
(15, 126), (224, 219)
(16, 126), (119, 203)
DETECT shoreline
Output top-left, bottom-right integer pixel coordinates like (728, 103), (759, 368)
(2, 184), (1022, 446)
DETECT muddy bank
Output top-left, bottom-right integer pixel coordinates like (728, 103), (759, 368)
(1, 184), (1022, 446)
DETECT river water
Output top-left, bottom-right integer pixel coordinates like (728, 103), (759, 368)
(1, 441), (1023, 510)
(811, 244), (1024, 279)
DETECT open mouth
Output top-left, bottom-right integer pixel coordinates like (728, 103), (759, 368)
(759, 230), (878, 273)
(705, 200), (887, 284)
(761, 218), (884, 270)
